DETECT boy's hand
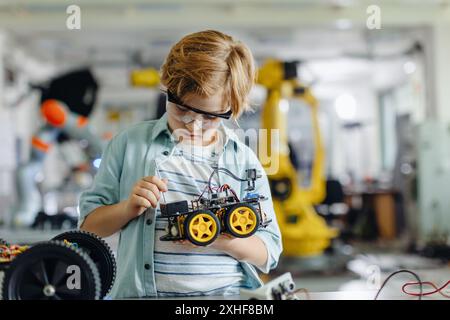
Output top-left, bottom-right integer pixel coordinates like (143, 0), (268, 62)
(208, 233), (235, 251)
(173, 234), (268, 270)
(124, 176), (168, 219)
(173, 234), (235, 251)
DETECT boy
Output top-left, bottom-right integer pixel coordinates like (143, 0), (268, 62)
(79, 30), (282, 298)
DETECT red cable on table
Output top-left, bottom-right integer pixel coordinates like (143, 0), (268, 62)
(402, 280), (450, 298)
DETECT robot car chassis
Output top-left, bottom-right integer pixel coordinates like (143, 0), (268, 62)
(159, 168), (271, 246)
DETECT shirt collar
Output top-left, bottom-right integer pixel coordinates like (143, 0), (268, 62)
(151, 112), (171, 141)
(220, 122), (241, 148)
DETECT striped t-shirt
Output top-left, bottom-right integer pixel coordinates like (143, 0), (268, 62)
(153, 135), (246, 297)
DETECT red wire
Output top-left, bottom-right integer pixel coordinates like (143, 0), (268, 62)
(198, 184), (226, 200)
(402, 280), (450, 298)
(229, 188), (240, 201)
(198, 183), (240, 201)
(197, 185), (209, 200)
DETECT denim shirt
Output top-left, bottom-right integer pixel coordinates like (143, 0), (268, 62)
(78, 113), (282, 299)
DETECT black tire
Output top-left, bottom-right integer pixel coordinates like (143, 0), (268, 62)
(1, 240), (101, 300)
(224, 204), (260, 238)
(52, 230), (116, 298)
(184, 210), (220, 246)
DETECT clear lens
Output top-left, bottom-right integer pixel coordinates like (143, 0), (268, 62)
(167, 103), (222, 129)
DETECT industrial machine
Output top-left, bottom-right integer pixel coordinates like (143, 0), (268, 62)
(0, 230), (116, 300)
(257, 59), (338, 258)
(13, 69), (103, 228)
(159, 168), (271, 246)
(416, 120), (450, 259)
(130, 67), (160, 88)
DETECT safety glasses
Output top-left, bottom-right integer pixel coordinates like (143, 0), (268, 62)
(165, 90), (233, 120)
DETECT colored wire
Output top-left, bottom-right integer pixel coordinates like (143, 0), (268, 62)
(228, 188), (240, 201)
(197, 185), (209, 201)
(207, 167), (247, 191)
(374, 269), (423, 300)
(0, 244), (28, 262)
(216, 167), (247, 182)
(402, 280), (450, 298)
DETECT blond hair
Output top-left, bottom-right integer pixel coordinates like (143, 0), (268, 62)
(160, 30), (255, 118)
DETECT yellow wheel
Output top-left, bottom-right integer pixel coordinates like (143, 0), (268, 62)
(225, 204), (260, 238)
(184, 210), (220, 246)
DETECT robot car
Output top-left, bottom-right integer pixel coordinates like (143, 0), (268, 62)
(159, 168), (271, 246)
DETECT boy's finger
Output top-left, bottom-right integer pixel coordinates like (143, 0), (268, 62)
(139, 181), (161, 200)
(143, 176), (168, 192)
(132, 194), (152, 209)
(135, 187), (158, 208)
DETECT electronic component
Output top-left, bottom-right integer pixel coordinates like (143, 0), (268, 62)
(159, 167), (270, 246)
(240, 273), (299, 300)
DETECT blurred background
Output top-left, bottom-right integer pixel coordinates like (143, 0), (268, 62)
(0, 0), (449, 299)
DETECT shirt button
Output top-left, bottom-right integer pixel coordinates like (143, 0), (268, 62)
(162, 150), (169, 156)
(144, 264), (151, 270)
(146, 218), (153, 225)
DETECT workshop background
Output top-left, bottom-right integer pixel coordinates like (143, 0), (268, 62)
(0, 0), (449, 299)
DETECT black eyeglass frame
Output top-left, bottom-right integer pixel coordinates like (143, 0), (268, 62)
(165, 90), (233, 120)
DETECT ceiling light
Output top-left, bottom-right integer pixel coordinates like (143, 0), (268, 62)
(403, 61), (416, 75)
(335, 93), (357, 120)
